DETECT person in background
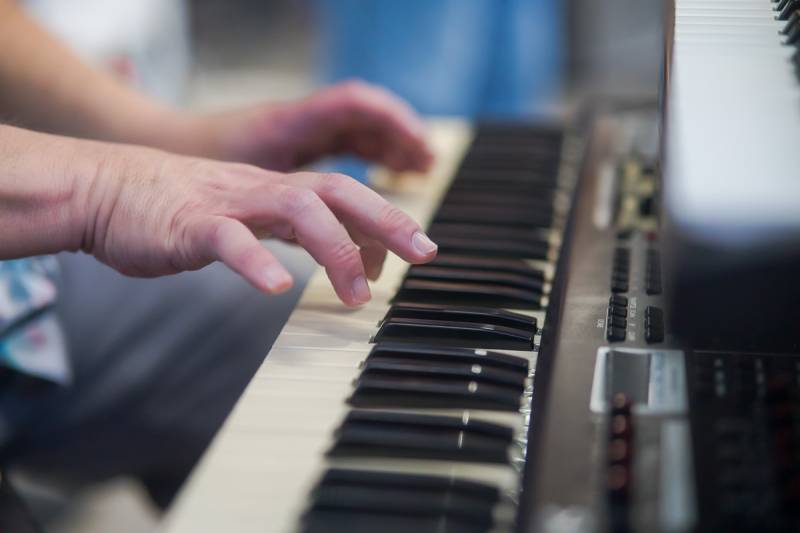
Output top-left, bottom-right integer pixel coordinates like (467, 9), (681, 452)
(0, 0), (437, 516)
(316, 0), (563, 116)
(314, 0), (563, 180)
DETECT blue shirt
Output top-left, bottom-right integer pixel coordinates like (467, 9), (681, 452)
(316, 0), (564, 117)
(314, 0), (564, 182)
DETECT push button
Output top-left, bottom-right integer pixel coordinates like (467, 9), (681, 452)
(608, 315), (627, 329)
(607, 326), (626, 342)
(609, 305), (628, 318)
(644, 306), (665, 343)
(610, 295), (628, 307)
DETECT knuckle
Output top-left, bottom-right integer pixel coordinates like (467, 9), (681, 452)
(278, 186), (321, 218)
(225, 162), (266, 179)
(206, 218), (228, 252)
(328, 238), (362, 269)
(316, 172), (351, 196)
(376, 202), (415, 235)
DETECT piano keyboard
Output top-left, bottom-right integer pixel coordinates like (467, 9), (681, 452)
(159, 3), (800, 532)
(163, 120), (583, 533)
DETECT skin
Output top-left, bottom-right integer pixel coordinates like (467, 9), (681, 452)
(0, 1), (438, 306)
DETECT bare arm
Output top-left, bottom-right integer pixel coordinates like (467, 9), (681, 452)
(0, 0), (189, 149)
(0, 1), (438, 306)
(0, 0), (433, 172)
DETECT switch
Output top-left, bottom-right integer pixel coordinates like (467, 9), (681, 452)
(607, 326), (626, 342)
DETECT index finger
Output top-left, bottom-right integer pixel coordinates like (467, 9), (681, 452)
(288, 172), (438, 265)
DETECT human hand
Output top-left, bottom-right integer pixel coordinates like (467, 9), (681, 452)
(72, 140), (438, 306)
(183, 80), (434, 173)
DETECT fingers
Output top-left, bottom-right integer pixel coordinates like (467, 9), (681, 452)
(202, 167), (435, 306)
(199, 216), (294, 294)
(348, 227), (388, 281)
(311, 81), (434, 172)
(271, 186), (372, 306)
(287, 172), (438, 266)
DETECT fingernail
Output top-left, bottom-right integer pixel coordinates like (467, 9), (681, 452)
(264, 264), (292, 292)
(351, 275), (371, 304)
(412, 231), (438, 255)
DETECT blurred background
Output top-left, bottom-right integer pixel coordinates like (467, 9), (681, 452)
(17, 0), (662, 531)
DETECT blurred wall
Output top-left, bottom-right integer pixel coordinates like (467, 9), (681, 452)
(188, 0), (663, 108)
(568, 0), (663, 98)
(25, 0), (191, 103)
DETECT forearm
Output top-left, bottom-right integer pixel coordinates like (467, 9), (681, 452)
(0, 124), (92, 258)
(0, 1), (194, 151)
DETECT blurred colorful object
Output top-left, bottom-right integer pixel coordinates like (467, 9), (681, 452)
(315, 0), (564, 117)
(23, 0), (191, 103)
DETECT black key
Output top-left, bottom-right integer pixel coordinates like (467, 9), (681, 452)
(441, 190), (556, 209)
(448, 180), (558, 195)
(407, 266), (545, 292)
(781, 10), (800, 35)
(777, 0), (799, 20)
(329, 411), (513, 463)
(428, 254), (545, 280)
(610, 295), (628, 306)
(318, 469), (500, 501)
(395, 280), (541, 309)
(380, 303), (536, 332)
(311, 469), (500, 524)
(434, 205), (553, 229)
(428, 222), (549, 242)
(341, 410), (513, 438)
(433, 236), (550, 259)
(368, 343), (530, 373)
(457, 158), (559, 174)
(310, 487), (495, 523)
(372, 317), (535, 350)
(302, 510), (490, 533)
(437, 192), (556, 212)
(349, 373), (524, 411)
(785, 20), (800, 45)
(307, 469), (499, 526)
(359, 359), (527, 388)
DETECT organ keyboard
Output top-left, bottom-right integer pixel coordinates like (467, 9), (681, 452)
(164, 119), (583, 533)
(164, 1), (800, 532)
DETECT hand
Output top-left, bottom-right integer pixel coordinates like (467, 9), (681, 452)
(185, 80), (434, 173)
(73, 141), (438, 306)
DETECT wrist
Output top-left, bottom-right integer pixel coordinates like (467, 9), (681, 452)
(0, 126), (90, 256)
(173, 105), (292, 168)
